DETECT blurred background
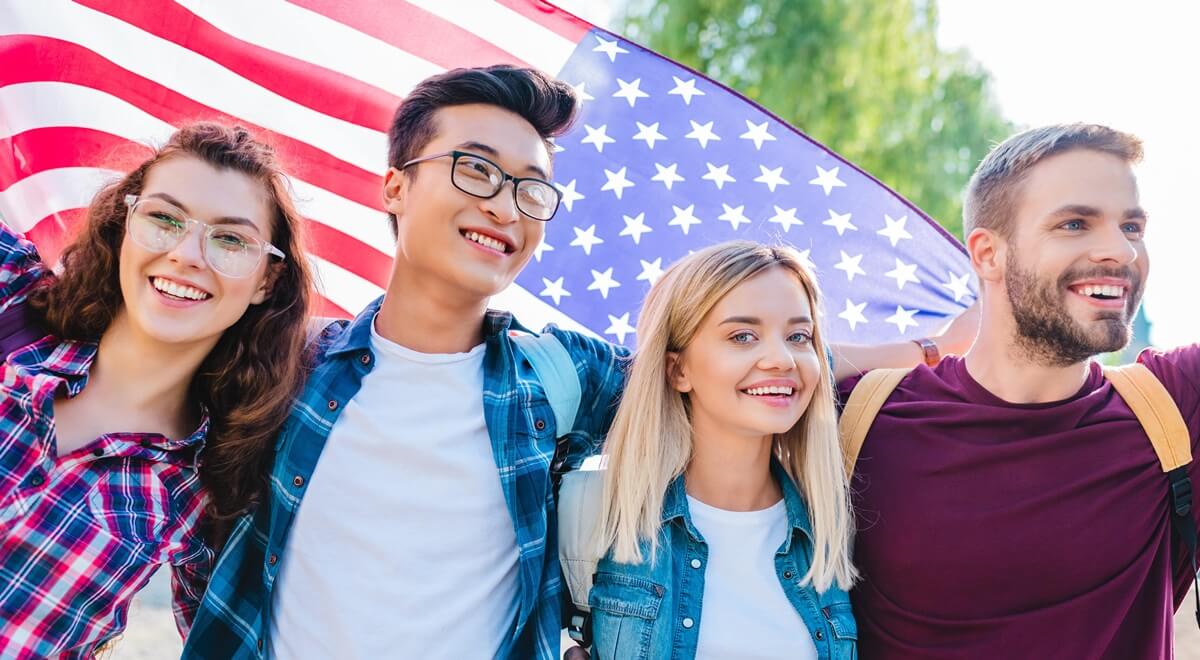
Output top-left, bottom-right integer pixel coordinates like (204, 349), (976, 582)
(114, 0), (1199, 657)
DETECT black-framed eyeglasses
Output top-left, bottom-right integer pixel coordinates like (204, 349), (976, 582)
(124, 194), (285, 279)
(401, 150), (562, 221)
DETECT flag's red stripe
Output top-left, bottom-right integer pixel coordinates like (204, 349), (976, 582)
(496, 0), (592, 42)
(77, 0), (398, 133)
(0, 126), (151, 191)
(305, 221), (392, 288)
(313, 294), (351, 319)
(6, 126), (391, 289)
(24, 207), (88, 265)
(289, 0), (529, 70)
(0, 35), (385, 214)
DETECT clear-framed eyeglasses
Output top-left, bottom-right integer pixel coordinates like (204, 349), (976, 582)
(123, 194), (286, 279)
(400, 150), (562, 221)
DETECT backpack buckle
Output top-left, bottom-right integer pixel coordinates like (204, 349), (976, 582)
(1169, 469), (1193, 517)
(567, 612), (592, 647)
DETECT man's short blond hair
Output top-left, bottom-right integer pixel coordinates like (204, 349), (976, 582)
(963, 123), (1143, 239)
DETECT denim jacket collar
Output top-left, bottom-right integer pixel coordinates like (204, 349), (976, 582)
(322, 295), (520, 359)
(660, 458), (814, 550)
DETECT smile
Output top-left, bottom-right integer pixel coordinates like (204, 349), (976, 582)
(150, 276), (212, 302)
(742, 386), (795, 397)
(461, 230), (511, 254)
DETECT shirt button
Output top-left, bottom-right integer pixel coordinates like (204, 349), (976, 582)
(28, 474), (44, 487)
(293, 476), (305, 487)
(359, 353), (371, 366)
(257, 638), (264, 651)
(327, 400), (339, 411)
(816, 630), (825, 641)
(690, 559), (702, 569)
(140, 439), (153, 449)
(268, 554), (278, 565)
(91, 447), (104, 457)
(534, 419), (546, 431)
(784, 570), (794, 579)
(682, 617), (694, 629)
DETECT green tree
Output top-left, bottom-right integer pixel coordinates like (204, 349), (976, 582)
(620, 0), (1012, 239)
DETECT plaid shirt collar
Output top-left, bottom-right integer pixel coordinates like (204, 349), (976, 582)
(9, 336), (209, 456)
(321, 296), (521, 359)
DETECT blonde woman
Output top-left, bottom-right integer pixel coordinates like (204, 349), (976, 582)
(583, 241), (857, 660)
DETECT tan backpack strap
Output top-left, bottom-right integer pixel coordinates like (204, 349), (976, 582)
(1104, 363), (1192, 472)
(839, 368), (911, 479)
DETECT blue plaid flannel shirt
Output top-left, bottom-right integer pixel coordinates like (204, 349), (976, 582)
(182, 297), (629, 659)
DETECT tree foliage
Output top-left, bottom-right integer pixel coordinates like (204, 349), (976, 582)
(620, 0), (1013, 238)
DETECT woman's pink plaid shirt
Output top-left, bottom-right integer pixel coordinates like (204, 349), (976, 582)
(0, 224), (214, 659)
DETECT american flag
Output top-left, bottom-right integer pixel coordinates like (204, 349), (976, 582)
(0, 0), (976, 346)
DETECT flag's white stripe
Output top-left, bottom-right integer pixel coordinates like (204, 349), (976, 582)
(491, 282), (599, 337)
(0, 167), (121, 233)
(174, 0), (443, 99)
(310, 254), (383, 313)
(0, 82), (394, 254)
(407, 0), (578, 73)
(0, 0), (386, 174)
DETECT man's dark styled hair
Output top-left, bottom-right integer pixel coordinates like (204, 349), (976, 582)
(385, 65), (578, 236)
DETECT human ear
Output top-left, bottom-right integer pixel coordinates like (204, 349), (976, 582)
(250, 261), (283, 305)
(966, 227), (1005, 285)
(666, 351), (692, 393)
(382, 167), (407, 217)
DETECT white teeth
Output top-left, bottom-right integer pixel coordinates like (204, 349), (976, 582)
(152, 277), (209, 301)
(465, 231), (507, 253)
(744, 386), (794, 396)
(1078, 284), (1124, 299)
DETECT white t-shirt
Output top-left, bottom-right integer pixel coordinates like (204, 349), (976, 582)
(688, 496), (819, 660)
(269, 319), (520, 659)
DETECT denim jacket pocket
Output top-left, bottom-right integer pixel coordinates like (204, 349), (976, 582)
(589, 571), (665, 660)
(821, 601), (859, 660)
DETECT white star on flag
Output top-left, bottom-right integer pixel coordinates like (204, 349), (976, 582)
(612, 78), (650, 108)
(638, 257), (665, 284)
(632, 121), (667, 149)
(580, 124), (615, 153)
(605, 312), (637, 344)
(685, 120), (721, 148)
(877, 214), (913, 247)
(834, 250), (866, 282)
(668, 76), (705, 104)
(809, 165), (846, 196)
(651, 162), (685, 190)
(548, 137), (564, 154)
(601, 166), (635, 199)
(570, 224), (604, 255)
(942, 271), (973, 303)
(619, 212), (652, 244)
(554, 179), (585, 212)
(822, 209), (857, 235)
(571, 81), (594, 106)
(593, 35), (629, 62)
(768, 206), (803, 232)
(539, 276), (570, 306)
(884, 258), (920, 290)
(532, 240), (554, 262)
(718, 204), (752, 230)
(739, 120), (777, 150)
(588, 267), (621, 299)
(754, 165), (789, 192)
(885, 305), (920, 334)
(668, 204), (702, 235)
(702, 163), (736, 189)
(838, 299), (869, 331)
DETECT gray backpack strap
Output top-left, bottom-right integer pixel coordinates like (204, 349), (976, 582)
(558, 459), (606, 644)
(513, 332), (581, 437)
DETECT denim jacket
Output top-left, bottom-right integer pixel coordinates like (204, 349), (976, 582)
(589, 461), (858, 660)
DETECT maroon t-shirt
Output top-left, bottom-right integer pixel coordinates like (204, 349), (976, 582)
(839, 345), (1200, 659)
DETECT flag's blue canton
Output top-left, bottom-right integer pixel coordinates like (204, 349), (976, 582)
(518, 29), (978, 347)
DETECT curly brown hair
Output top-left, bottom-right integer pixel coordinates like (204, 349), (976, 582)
(26, 122), (314, 548)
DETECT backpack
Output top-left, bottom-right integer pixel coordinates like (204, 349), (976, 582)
(839, 363), (1199, 627)
(510, 331), (601, 646)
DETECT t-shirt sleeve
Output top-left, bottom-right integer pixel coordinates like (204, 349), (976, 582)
(544, 327), (630, 461)
(0, 222), (47, 313)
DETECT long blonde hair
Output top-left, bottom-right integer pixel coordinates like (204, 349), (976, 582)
(594, 241), (857, 592)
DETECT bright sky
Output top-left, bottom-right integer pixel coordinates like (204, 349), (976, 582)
(936, 1), (1198, 349)
(567, 0), (1197, 349)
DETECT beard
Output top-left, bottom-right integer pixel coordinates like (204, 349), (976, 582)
(1004, 251), (1144, 367)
